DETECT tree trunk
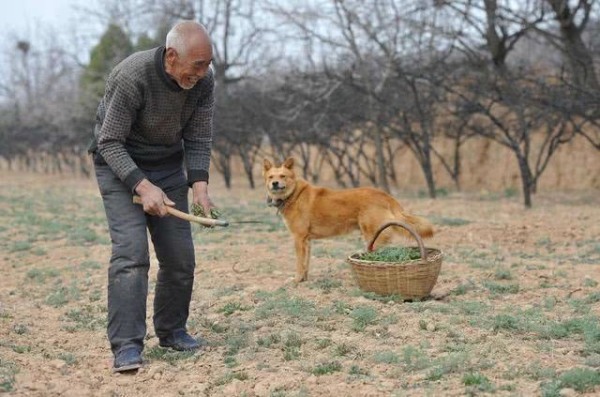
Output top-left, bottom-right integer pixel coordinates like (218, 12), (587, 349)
(452, 135), (462, 191)
(546, 0), (600, 91)
(421, 152), (437, 199)
(241, 155), (255, 189)
(515, 152), (533, 208)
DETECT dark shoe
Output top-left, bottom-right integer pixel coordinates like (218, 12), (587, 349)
(113, 347), (143, 373)
(159, 330), (204, 351)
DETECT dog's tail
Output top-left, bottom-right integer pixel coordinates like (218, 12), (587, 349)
(367, 212), (434, 251)
(401, 213), (434, 239)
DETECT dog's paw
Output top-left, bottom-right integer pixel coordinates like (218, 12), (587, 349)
(293, 275), (308, 284)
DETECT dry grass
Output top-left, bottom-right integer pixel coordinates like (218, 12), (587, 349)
(1, 171), (599, 396)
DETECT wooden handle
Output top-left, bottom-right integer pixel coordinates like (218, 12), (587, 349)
(367, 221), (427, 259)
(133, 196), (229, 227)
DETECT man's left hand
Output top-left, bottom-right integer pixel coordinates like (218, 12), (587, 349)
(191, 181), (216, 215)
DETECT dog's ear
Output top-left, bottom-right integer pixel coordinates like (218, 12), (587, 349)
(283, 157), (294, 169)
(263, 159), (273, 174)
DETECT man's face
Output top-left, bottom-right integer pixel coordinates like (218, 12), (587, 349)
(167, 46), (213, 90)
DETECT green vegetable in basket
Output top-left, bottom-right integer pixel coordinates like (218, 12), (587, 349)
(358, 246), (421, 262)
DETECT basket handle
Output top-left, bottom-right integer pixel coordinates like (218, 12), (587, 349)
(367, 221), (427, 260)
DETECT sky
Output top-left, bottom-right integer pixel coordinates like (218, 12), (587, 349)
(1, 0), (80, 33)
(0, 0), (102, 65)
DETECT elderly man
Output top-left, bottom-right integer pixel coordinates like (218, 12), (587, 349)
(88, 20), (216, 372)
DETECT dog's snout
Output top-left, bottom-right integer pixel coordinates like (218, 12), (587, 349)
(272, 181), (279, 188)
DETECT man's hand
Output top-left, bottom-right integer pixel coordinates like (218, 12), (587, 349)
(134, 179), (175, 216)
(191, 181), (215, 215)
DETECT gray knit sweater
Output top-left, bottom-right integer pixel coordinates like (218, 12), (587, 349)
(90, 46), (214, 191)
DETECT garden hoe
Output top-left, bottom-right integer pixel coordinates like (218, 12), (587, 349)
(132, 196), (229, 227)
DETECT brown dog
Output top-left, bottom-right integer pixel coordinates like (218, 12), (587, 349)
(263, 157), (434, 283)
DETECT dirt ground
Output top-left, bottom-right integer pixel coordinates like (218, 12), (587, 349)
(1, 171), (599, 397)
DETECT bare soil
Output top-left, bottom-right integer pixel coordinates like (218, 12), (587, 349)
(1, 171), (599, 396)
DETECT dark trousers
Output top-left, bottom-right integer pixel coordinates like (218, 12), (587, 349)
(94, 164), (196, 355)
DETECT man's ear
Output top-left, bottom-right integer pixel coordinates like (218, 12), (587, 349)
(283, 157), (294, 169)
(165, 47), (177, 66)
(263, 159), (273, 174)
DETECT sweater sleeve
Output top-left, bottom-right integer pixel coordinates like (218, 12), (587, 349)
(183, 71), (215, 185)
(97, 72), (146, 191)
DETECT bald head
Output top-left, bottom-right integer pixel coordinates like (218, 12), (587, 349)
(166, 20), (212, 58)
(164, 20), (213, 89)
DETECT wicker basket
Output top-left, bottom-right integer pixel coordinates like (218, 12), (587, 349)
(347, 221), (443, 299)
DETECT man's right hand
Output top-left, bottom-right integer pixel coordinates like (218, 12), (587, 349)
(134, 179), (175, 217)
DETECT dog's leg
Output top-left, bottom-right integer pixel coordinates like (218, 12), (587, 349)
(302, 240), (311, 281)
(294, 236), (310, 283)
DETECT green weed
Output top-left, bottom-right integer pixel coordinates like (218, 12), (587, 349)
(311, 361), (342, 376)
(349, 306), (378, 332)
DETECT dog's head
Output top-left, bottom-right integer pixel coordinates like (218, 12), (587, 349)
(263, 157), (297, 205)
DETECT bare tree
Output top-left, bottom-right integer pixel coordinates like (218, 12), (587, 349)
(437, 0), (582, 207)
(540, 0), (599, 91)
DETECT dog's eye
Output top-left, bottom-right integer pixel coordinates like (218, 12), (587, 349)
(280, 175), (286, 179)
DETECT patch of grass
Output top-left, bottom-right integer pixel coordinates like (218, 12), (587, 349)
(225, 331), (250, 357)
(584, 278), (599, 288)
(463, 372), (494, 393)
(451, 280), (477, 296)
(26, 268), (60, 284)
(8, 240), (33, 253)
(62, 305), (107, 331)
(12, 345), (31, 354)
(373, 350), (400, 364)
(426, 352), (470, 381)
(311, 277), (342, 294)
(0, 358), (18, 392)
(196, 317), (228, 334)
(80, 260), (102, 270)
(583, 320), (600, 354)
(402, 345), (431, 371)
(558, 367), (600, 392)
(348, 365), (370, 377)
(214, 371), (249, 386)
(452, 300), (488, 316)
(58, 352), (78, 366)
(283, 331), (303, 361)
(494, 268), (513, 280)
(535, 236), (552, 248)
(349, 306), (378, 332)
(257, 333), (281, 348)
(492, 314), (521, 332)
(68, 225), (101, 245)
(218, 301), (250, 316)
(45, 283), (81, 307)
(213, 284), (245, 298)
(144, 346), (197, 365)
(315, 338), (332, 350)
(523, 361), (556, 380)
(12, 324), (28, 335)
(504, 187), (519, 198)
(483, 281), (520, 295)
(334, 342), (355, 357)
(311, 361), (342, 376)
(584, 354), (600, 368)
(254, 289), (316, 321)
(574, 240), (600, 264)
